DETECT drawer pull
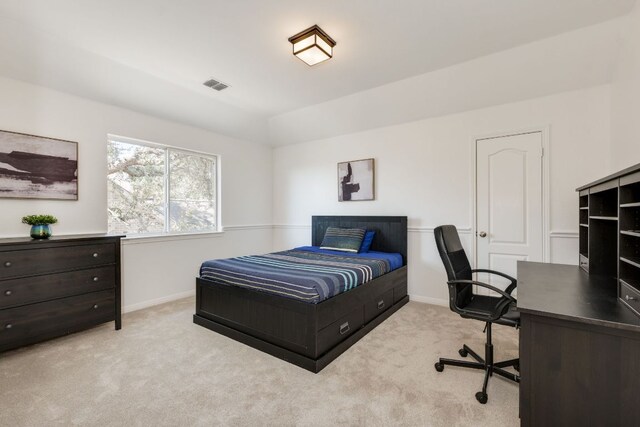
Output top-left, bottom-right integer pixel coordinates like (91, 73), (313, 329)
(4, 261), (11, 267)
(93, 304), (99, 309)
(377, 300), (385, 310)
(625, 295), (637, 302)
(4, 290), (12, 296)
(5, 323), (12, 329)
(92, 276), (99, 282)
(339, 322), (350, 335)
(92, 253), (99, 258)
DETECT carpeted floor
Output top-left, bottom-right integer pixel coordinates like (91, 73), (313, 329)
(0, 298), (520, 426)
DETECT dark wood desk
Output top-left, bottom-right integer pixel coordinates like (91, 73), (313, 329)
(518, 261), (640, 426)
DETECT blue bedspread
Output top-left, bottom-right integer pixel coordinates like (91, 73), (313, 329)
(199, 248), (403, 304)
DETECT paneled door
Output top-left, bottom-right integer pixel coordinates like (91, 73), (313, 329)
(476, 132), (543, 292)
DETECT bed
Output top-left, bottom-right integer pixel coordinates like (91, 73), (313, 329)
(193, 216), (408, 373)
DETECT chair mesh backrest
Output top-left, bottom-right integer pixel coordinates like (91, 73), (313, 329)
(434, 225), (473, 308)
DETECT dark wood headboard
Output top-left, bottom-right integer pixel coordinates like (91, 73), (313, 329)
(311, 216), (408, 265)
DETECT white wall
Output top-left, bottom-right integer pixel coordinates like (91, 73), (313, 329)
(1, 9), (629, 311)
(0, 75), (273, 311)
(272, 86), (611, 305)
(611, 4), (640, 170)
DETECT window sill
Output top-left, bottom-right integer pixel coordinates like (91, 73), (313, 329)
(120, 231), (224, 245)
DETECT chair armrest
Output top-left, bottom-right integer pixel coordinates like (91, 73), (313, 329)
(447, 279), (516, 303)
(471, 269), (517, 294)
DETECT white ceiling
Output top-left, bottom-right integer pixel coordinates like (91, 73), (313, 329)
(0, 0), (635, 144)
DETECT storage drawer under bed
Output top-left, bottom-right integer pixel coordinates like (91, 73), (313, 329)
(316, 307), (364, 356)
(364, 288), (393, 324)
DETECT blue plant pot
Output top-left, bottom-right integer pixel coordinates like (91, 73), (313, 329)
(30, 224), (52, 239)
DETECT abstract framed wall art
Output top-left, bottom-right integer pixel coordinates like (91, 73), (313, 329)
(0, 130), (78, 200)
(338, 158), (374, 201)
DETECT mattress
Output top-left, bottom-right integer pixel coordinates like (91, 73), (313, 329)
(199, 247), (403, 304)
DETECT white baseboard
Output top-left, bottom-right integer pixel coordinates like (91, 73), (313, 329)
(123, 289), (195, 313)
(409, 294), (449, 307)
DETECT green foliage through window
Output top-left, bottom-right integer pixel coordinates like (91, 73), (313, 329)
(107, 137), (217, 235)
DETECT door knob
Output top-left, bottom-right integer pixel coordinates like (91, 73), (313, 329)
(479, 231), (487, 238)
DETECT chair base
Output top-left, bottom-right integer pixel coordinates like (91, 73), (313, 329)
(434, 326), (520, 404)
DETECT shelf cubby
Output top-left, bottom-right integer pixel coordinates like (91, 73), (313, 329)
(621, 257), (640, 295)
(619, 172), (640, 296)
(580, 208), (588, 226)
(579, 193), (589, 209)
(621, 256), (640, 269)
(621, 231), (640, 261)
(579, 226), (588, 258)
(620, 172), (640, 205)
(589, 187), (618, 218)
(578, 164), (640, 314)
(589, 218), (618, 277)
(621, 277), (640, 292)
(619, 205), (640, 234)
(578, 190), (589, 272)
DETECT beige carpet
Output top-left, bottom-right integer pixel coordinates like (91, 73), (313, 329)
(0, 298), (520, 426)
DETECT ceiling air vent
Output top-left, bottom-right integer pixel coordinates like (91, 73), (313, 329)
(203, 78), (230, 92)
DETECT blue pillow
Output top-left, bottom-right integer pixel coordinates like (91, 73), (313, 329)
(359, 230), (375, 253)
(320, 227), (366, 253)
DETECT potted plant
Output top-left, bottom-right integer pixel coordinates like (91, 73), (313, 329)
(21, 214), (58, 239)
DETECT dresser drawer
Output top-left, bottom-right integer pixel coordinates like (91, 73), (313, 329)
(620, 281), (640, 315)
(364, 288), (393, 324)
(317, 307), (364, 356)
(0, 243), (115, 279)
(0, 266), (115, 309)
(0, 290), (115, 351)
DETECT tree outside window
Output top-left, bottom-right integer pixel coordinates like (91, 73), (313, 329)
(107, 137), (218, 235)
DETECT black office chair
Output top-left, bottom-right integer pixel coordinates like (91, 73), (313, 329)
(433, 225), (520, 404)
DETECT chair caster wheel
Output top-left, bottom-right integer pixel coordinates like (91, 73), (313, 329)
(459, 348), (468, 357)
(475, 392), (488, 404)
(434, 362), (444, 372)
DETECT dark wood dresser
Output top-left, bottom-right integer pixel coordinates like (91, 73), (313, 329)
(0, 234), (123, 352)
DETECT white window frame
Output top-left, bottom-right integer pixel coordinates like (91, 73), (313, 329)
(107, 134), (222, 237)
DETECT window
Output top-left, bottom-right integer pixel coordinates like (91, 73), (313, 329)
(107, 136), (218, 235)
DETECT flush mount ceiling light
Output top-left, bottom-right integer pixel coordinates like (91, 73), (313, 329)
(288, 25), (336, 66)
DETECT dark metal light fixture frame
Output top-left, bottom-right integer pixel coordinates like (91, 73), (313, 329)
(288, 25), (337, 66)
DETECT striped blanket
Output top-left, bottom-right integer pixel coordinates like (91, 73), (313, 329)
(199, 249), (392, 304)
